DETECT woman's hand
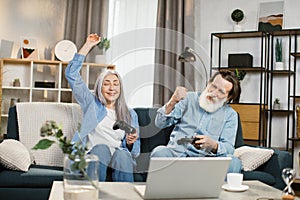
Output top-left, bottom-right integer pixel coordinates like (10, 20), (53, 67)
(86, 33), (101, 47)
(78, 33), (101, 56)
(126, 132), (138, 145)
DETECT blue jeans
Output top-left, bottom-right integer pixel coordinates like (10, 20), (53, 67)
(89, 144), (135, 182)
(151, 145), (242, 173)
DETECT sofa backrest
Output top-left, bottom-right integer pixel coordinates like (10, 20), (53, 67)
(7, 105), (243, 170)
(7, 102), (82, 167)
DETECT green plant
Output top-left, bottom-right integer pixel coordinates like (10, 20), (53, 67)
(231, 9), (244, 24)
(274, 98), (280, 104)
(97, 37), (110, 53)
(275, 38), (282, 62)
(32, 121), (96, 186)
(235, 68), (246, 81)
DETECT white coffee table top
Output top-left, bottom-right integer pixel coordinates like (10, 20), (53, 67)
(49, 180), (299, 200)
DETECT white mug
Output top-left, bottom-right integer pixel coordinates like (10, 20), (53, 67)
(227, 173), (243, 188)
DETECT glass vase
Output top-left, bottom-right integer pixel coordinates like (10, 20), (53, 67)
(63, 154), (99, 200)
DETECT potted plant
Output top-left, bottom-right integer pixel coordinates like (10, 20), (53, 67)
(235, 68), (246, 81)
(95, 37), (110, 64)
(275, 38), (284, 70)
(273, 98), (281, 109)
(231, 9), (244, 32)
(33, 121), (99, 200)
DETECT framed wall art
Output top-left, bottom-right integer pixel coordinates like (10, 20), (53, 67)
(258, 1), (284, 32)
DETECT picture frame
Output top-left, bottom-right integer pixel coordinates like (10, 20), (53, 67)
(258, 1), (284, 32)
(20, 37), (39, 59)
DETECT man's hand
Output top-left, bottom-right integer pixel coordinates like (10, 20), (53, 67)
(165, 86), (188, 114)
(193, 135), (218, 153)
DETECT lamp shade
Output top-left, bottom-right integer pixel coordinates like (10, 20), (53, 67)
(178, 47), (196, 62)
(178, 47), (208, 85)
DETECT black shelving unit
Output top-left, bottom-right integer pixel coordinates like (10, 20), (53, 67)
(210, 29), (300, 149)
(210, 31), (269, 146)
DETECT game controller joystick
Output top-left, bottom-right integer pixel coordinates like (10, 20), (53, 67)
(113, 121), (136, 134)
(177, 137), (200, 145)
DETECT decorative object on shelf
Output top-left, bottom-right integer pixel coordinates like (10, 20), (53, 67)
(95, 37), (110, 64)
(178, 46), (208, 86)
(33, 121), (99, 200)
(54, 40), (77, 62)
(273, 98), (281, 110)
(235, 68), (246, 81)
(275, 38), (284, 70)
(281, 168), (295, 200)
(258, 1), (284, 32)
(231, 9), (244, 32)
(20, 37), (39, 59)
(228, 53), (253, 68)
(13, 78), (20, 87)
(0, 39), (13, 58)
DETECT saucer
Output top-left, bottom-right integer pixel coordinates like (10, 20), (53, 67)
(222, 184), (249, 192)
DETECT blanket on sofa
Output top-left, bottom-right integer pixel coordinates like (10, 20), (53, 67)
(16, 102), (82, 167)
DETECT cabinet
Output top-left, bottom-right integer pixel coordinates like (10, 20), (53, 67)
(0, 58), (115, 136)
(210, 31), (268, 146)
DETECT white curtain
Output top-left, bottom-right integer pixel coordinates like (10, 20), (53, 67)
(108, 0), (158, 107)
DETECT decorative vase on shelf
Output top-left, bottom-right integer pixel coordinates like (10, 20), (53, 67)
(63, 154), (99, 200)
(95, 54), (106, 64)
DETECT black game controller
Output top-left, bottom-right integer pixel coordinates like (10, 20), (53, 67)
(177, 137), (200, 145)
(113, 121), (136, 134)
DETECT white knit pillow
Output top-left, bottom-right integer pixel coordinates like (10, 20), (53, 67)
(0, 139), (32, 172)
(234, 146), (274, 171)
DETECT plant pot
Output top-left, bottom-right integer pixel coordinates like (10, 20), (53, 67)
(273, 103), (281, 110)
(95, 54), (106, 64)
(13, 79), (20, 87)
(233, 24), (242, 32)
(63, 154), (99, 200)
(275, 62), (284, 70)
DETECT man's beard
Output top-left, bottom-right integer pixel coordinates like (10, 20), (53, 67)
(198, 89), (227, 113)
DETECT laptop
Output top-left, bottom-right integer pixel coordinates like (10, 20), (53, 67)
(134, 157), (231, 199)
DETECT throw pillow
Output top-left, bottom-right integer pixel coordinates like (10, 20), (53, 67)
(234, 146), (274, 171)
(0, 139), (31, 172)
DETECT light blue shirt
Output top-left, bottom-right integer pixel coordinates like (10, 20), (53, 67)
(155, 92), (238, 157)
(65, 53), (140, 158)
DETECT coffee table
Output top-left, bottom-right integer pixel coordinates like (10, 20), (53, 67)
(49, 180), (299, 200)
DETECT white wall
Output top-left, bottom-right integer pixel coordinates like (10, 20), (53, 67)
(0, 0), (67, 59)
(195, 0), (300, 147)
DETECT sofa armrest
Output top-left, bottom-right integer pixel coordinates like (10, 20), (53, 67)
(255, 149), (292, 190)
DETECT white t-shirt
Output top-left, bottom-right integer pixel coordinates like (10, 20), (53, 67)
(87, 108), (125, 154)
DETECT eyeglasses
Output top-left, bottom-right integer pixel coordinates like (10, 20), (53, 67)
(207, 83), (228, 99)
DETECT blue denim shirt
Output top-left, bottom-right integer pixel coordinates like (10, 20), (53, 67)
(65, 54), (140, 158)
(155, 92), (237, 157)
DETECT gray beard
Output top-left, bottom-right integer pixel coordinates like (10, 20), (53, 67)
(198, 89), (227, 113)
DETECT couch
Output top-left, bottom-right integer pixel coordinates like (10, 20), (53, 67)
(0, 103), (293, 200)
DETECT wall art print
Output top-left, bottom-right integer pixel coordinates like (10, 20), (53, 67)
(20, 37), (39, 59)
(258, 1), (284, 32)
